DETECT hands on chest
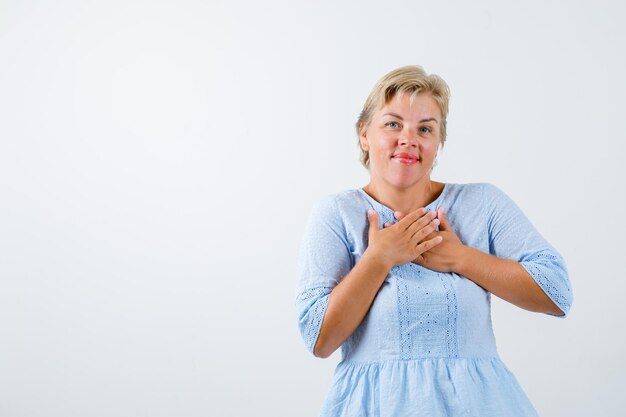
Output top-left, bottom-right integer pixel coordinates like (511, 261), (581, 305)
(395, 206), (465, 273)
(371, 206), (467, 273)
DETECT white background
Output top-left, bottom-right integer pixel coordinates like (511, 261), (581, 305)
(1, 1), (625, 416)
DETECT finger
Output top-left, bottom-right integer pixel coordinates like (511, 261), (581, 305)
(437, 206), (451, 231)
(397, 207), (429, 230)
(367, 209), (380, 235)
(384, 222), (392, 228)
(405, 210), (437, 237)
(393, 211), (406, 221)
(420, 230), (439, 242)
(414, 235), (443, 257)
(409, 216), (439, 243)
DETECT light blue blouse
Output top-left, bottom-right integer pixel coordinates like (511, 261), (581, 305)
(295, 183), (572, 417)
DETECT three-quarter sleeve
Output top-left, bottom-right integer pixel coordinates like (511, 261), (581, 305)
(295, 196), (353, 356)
(484, 183), (573, 317)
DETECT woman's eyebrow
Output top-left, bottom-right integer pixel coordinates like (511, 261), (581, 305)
(382, 113), (438, 124)
(382, 112), (403, 120)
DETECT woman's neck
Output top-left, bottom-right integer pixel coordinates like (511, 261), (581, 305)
(362, 179), (445, 214)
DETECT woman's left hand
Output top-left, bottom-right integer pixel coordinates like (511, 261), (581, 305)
(384, 207), (466, 273)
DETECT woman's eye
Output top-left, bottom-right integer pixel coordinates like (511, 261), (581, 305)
(419, 126), (432, 133)
(385, 122), (400, 128)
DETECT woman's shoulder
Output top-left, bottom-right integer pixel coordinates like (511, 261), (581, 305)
(312, 189), (368, 209)
(444, 181), (501, 193)
(307, 189), (368, 221)
(437, 183), (519, 216)
(442, 182), (505, 200)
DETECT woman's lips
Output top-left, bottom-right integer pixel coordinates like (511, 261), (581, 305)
(393, 153), (419, 165)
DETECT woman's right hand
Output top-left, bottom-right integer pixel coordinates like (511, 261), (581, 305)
(366, 208), (442, 268)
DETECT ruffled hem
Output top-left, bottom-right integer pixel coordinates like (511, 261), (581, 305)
(319, 357), (538, 417)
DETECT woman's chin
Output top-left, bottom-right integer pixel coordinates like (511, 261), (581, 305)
(387, 178), (430, 190)
(398, 171), (430, 183)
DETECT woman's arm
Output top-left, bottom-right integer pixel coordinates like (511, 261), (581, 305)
(313, 249), (391, 358)
(454, 245), (564, 315)
(313, 208), (442, 358)
(419, 207), (564, 315)
(387, 184), (572, 317)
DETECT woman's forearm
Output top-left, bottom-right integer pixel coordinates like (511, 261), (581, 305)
(313, 249), (393, 358)
(455, 246), (564, 315)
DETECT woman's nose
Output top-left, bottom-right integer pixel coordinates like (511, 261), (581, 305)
(398, 129), (418, 146)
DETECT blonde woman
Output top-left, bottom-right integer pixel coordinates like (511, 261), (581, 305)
(295, 65), (572, 416)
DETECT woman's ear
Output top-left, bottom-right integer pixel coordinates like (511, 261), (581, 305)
(359, 129), (369, 151)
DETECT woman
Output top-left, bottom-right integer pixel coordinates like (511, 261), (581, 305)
(295, 65), (572, 416)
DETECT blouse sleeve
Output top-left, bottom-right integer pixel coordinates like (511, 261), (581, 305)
(483, 183), (573, 317)
(295, 196), (353, 356)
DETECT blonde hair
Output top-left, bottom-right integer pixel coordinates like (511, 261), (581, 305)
(356, 65), (450, 168)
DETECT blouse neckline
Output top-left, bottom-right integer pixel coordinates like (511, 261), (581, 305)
(356, 183), (450, 216)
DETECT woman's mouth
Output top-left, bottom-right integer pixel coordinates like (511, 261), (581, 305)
(393, 153), (419, 165)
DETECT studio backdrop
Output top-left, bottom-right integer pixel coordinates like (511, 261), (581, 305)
(0, 1), (624, 416)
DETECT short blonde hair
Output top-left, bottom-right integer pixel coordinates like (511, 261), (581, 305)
(356, 65), (450, 168)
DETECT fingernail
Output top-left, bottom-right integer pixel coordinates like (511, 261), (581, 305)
(367, 209), (375, 217)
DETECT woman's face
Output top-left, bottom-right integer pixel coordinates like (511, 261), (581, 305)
(359, 92), (442, 191)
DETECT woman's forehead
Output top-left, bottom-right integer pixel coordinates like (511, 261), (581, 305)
(377, 93), (441, 120)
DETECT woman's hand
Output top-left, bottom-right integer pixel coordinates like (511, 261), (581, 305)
(383, 207), (564, 315)
(384, 207), (466, 273)
(366, 208), (442, 269)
